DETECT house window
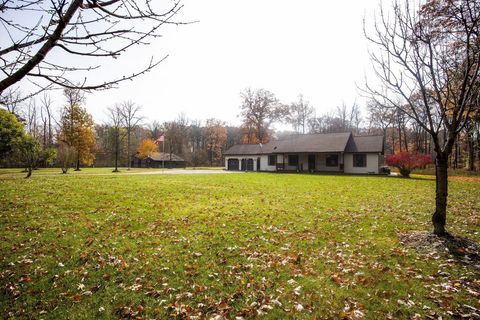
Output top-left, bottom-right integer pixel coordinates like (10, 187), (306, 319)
(353, 154), (367, 167)
(326, 154), (338, 167)
(268, 155), (276, 166)
(288, 154), (299, 166)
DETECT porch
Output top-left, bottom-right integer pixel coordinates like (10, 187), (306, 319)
(273, 153), (344, 172)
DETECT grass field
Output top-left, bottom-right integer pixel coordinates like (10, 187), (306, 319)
(0, 167), (224, 177)
(0, 170), (479, 319)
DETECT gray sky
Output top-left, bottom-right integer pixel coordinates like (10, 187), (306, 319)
(18, 0), (386, 128)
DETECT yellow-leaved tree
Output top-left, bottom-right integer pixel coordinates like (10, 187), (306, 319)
(58, 88), (96, 172)
(137, 139), (158, 159)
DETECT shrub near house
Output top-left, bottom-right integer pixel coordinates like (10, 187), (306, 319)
(385, 151), (433, 177)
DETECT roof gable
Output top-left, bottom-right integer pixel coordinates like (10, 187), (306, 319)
(345, 135), (384, 153)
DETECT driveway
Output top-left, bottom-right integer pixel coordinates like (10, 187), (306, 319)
(133, 169), (241, 175)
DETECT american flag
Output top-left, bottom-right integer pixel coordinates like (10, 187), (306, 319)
(154, 135), (165, 145)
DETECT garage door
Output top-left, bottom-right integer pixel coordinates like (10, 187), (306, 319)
(227, 158), (239, 171)
(247, 159), (254, 171)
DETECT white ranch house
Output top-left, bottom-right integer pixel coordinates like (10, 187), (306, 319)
(224, 132), (384, 174)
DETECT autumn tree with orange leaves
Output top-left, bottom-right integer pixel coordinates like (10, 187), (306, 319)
(205, 118), (227, 166)
(137, 139), (158, 159)
(239, 88), (288, 144)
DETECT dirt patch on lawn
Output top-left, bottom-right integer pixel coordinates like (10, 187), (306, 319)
(399, 231), (480, 270)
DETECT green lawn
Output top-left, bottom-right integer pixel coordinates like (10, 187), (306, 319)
(0, 167), (167, 176)
(0, 171), (479, 319)
(0, 167), (224, 178)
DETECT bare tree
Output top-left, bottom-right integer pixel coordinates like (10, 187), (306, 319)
(148, 121), (162, 139)
(106, 105), (123, 172)
(1, 89), (23, 115)
(349, 103), (362, 134)
(367, 99), (395, 153)
(288, 94), (314, 134)
(335, 103), (349, 132)
(162, 113), (190, 164)
(40, 93), (55, 147)
(119, 101), (143, 170)
(0, 1), (186, 100)
(25, 99), (38, 139)
(365, 0), (480, 236)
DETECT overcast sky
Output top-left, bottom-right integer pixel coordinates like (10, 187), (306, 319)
(25, 0), (387, 129)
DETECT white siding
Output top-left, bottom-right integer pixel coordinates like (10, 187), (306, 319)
(226, 153), (382, 174)
(260, 154), (282, 171)
(316, 153), (342, 172)
(344, 153), (380, 174)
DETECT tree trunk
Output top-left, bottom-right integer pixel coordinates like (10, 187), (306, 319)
(478, 149), (480, 172)
(113, 152), (119, 172)
(467, 133), (475, 171)
(127, 130), (131, 170)
(25, 167), (32, 179)
(391, 129), (396, 153)
(398, 121), (402, 152)
(75, 158), (80, 171)
(432, 153), (448, 236)
(113, 132), (119, 172)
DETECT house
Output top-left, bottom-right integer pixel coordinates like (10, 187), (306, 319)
(224, 132), (384, 174)
(134, 152), (186, 169)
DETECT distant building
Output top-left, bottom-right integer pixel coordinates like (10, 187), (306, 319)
(134, 152), (186, 169)
(224, 132), (384, 174)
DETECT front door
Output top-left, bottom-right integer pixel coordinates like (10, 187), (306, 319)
(257, 157), (261, 171)
(308, 154), (316, 171)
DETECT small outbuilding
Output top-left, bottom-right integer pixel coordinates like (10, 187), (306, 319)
(134, 152), (186, 169)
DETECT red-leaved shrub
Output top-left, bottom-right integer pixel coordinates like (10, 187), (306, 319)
(385, 151), (433, 177)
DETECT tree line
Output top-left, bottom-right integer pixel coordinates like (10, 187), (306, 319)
(1, 84), (479, 175)
(0, 89), (239, 173)
(237, 88), (480, 172)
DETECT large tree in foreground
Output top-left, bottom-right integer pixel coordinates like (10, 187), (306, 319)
(365, 0), (480, 236)
(0, 0), (184, 102)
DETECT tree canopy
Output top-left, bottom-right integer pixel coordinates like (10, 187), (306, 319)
(0, 109), (25, 159)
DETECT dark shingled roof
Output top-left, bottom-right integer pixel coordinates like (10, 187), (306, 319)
(224, 133), (384, 155)
(345, 135), (384, 153)
(223, 144), (270, 155)
(271, 132), (351, 153)
(147, 152), (185, 162)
